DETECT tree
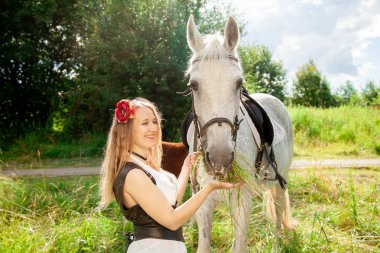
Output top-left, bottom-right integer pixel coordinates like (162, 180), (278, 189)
(362, 81), (379, 105)
(336, 80), (357, 105)
(196, 1), (246, 35)
(0, 0), (89, 148)
(0, 0), (246, 146)
(66, 0), (244, 140)
(292, 60), (335, 107)
(64, 0), (204, 140)
(238, 45), (287, 101)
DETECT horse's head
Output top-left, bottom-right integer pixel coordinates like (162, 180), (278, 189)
(186, 15), (243, 177)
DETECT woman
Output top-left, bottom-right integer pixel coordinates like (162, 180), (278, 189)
(99, 97), (240, 252)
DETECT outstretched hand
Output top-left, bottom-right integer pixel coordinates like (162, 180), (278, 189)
(182, 152), (243, 190)
(208, 180), (243, 190)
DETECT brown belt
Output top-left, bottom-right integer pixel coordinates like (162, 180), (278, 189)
(134, 225), (184, 242)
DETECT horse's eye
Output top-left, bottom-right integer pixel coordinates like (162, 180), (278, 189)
(190, 80), (199, 91)
(236, 78), (243, 89)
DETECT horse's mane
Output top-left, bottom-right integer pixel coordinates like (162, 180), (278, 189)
(185, 34), (240, 76)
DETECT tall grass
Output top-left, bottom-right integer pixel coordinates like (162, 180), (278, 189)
(288, 106), (380, 158)
(1, 106), (379, 170)
(0, 175), (129, 252)
(1, 167), (379, 252)
(0, 132), (106, 170)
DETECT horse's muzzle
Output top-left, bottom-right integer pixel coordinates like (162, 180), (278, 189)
(204, 150), (234, 176)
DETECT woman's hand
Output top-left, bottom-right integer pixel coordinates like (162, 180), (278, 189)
(177, 152), (199, 204)
(182, 152), (198, 174)
(207, 180), (243, 190)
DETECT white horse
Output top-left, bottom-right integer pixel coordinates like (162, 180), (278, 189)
(185, 15), (295, 252)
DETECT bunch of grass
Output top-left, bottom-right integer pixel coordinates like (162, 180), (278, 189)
(191, 152), (204, 179)
(191, 151), (262, 196)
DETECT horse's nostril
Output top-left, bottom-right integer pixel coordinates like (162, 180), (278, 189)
(215, 171), (224, 176)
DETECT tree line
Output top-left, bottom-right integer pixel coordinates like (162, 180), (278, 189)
(239, 47), (380, 108)
(1, 0), (379, 150)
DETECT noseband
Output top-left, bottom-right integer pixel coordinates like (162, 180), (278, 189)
(178, 54), (243, 152)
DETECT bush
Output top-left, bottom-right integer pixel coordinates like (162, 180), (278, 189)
(375, 144), (380, 155)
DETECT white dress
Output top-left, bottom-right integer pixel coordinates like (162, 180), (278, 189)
(126, 155), (187, 253)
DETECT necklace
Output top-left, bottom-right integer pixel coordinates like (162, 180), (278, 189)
(131, 152), (147, 161)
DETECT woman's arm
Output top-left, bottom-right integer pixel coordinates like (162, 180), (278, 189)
(124, 169), (239, 231)
(176, 152), (197, 204)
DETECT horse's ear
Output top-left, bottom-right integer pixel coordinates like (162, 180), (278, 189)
(223, 16), (240, 52)
(187, 15), (204, 53)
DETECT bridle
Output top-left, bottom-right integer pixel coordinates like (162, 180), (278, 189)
(178, 54), (243, 153)
(179, 54), (288, 189)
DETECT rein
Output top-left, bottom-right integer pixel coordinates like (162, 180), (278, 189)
(178, 54), (242, 153)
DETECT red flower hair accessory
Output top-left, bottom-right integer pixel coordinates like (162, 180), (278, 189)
(115, 99), (136, 123)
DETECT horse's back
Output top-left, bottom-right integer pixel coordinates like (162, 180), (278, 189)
(249, 93), (292, 135)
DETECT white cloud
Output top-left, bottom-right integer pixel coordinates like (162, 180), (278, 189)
(336, 16), (362, 30)
(234, 0), (281, 21)
(359, 0), (377, 9)
(351, 41), (370, 58)
(356, 14), (380, 39)
(278, 35), (301, 52)
(358, 62), (376, 78)
(229, 0), (380, 91)
(300, 0), (322, 5)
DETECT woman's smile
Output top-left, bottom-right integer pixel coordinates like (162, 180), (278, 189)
(132, 107), (159, 152)
(145, 133), (156, 142)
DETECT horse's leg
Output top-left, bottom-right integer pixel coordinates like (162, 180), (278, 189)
(195, 193), (217, 253)
(230, 189), (252, 253)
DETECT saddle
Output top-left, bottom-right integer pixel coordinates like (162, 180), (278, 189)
(180, 87), (274, 149)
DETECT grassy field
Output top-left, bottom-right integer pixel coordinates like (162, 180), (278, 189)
(1, 106), (379, 170)
(1, 105), (379, 251)
(1, 167), (379, 252)
(289, 106), (380, 159)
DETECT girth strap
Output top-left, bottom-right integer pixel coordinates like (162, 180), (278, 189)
(256, 146), (287, 189)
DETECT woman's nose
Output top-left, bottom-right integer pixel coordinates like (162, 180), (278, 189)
(149, 122), (158, 131)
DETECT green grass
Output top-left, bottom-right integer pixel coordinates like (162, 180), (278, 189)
(1, 106), (379, 170)
(0, 132), (105, 170)
(0, 175), (129, 252)
(1, 168), (379, 252)
(288, 106), (380, 159)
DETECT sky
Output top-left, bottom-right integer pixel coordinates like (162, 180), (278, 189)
(228, 0), (380, 92)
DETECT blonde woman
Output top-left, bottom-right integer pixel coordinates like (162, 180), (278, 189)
(99, 97), (240, 252)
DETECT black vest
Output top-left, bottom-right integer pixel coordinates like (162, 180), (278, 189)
(113, 162), (184, 242)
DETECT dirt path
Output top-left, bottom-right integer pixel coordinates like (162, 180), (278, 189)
(1, 159), (380, 178)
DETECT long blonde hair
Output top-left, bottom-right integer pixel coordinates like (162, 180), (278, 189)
(99, 97), (163, 208)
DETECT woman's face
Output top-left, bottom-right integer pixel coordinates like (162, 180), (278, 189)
(131, 107), (159, 153)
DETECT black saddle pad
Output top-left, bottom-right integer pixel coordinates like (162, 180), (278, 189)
(180, 87), (274, 149)
(240, 87), (274, 146)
